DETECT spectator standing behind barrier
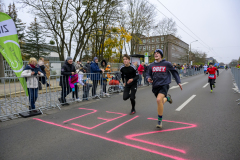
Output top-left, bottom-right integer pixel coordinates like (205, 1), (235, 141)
(100, 59), (110, 97)
(21, 57), (44, 112)
(85, 61), (91, 73)
(59, 57), (76, 105)
(38, 57), (50, 87)
(78, 67), (92, 100)
(68, 72), (80, 102)
(90, 57), (104, 98)
(143, 63), (149, 86)
(138, 62), (144, 86)
(75, 61), (83, 70)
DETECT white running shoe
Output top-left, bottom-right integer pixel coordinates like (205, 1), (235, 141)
(156, 121), (162, 128)
(76, 98), (82, 102)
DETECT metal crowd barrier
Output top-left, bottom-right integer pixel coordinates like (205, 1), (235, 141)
(174, 68), (203, 79)
(231, 68), (240, 105)
(0, 67), (206, 121)
(0, 76), (57, 121)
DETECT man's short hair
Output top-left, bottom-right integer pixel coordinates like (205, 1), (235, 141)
(123, 54), (130, 60)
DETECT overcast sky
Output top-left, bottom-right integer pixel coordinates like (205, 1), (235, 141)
(4, 0), (240, 64)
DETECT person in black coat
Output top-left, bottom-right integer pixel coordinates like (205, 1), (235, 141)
(59, 57), (76, 105)
(85, 60), (91, 73)
(143, 63), (149, 85)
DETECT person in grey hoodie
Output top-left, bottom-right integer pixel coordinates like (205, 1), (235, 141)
(146, 49), (182, 128)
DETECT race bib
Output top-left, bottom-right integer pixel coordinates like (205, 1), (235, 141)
(209, 74), (214, 78)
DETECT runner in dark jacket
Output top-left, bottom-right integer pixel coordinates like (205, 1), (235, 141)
(146, 49), (182, 128)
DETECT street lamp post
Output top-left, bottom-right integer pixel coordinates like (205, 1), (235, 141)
(188, 40), (198, 65)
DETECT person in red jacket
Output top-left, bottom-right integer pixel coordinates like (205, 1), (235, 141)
(138, 62), (145, 86)
(206, 63), (219, 92)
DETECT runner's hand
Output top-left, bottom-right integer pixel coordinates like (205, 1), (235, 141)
(178, 83), (182, 90)
(127, 79), (133, 84)
(148, 78), (153, 83)
(31, 72), (35, 75)
(123, 83), (125, 86)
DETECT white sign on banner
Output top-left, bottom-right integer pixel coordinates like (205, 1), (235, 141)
(144, 52), (148, 64)
(0, 19), (17, 38)
(131, 57), (140, 65)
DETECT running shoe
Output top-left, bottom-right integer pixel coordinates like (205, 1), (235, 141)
(167, 94), (173, 104)
(130, 110), (136, 115)
(213, 85), (215, 88)
(76, 98), (82, 102)
(210, 90), (213, 93)
(156, 121), (162, 128)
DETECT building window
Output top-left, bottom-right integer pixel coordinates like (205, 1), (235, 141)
(152, 45), (155, 50)
(143, 39), (146, 43)
(156, 45), (159, 49)
(161, 37), (164, 41)
(161, 44), (164, 49)
(139, 46), (142, 51)
(156, 38), (159, 42)
(148, 39), (151, 43)
(152, 38), (155, 42)
(143, 46), (146, 51)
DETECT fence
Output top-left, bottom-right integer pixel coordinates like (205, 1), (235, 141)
(231, 68), (240, 105)
(0, 68), (204, 121)
(3, 60), (123, 78)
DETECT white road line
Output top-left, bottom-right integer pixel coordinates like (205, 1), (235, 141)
(176, 95), (196, 111)
(203, 83), (209, 88)
(170, 82), (188, 90)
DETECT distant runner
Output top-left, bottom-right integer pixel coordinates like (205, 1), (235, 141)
(206, 63), (219, 93)
(203, 64), (208, 75)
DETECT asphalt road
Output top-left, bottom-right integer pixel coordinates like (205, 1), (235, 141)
(1, 69), (240, 160)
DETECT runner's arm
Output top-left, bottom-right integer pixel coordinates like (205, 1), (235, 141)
(132, 69), (139, 81)
(168, 63), (181, 84)
(120, 69), (125, 83)
(216, 68), (219, 76)
(146, 65), (152, 80)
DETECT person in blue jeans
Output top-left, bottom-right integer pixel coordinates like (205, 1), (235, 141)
(90, 57), (104, 98)
(21, 57), (44, 112)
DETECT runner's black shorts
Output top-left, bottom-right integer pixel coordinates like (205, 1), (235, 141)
(152, 84), (169, 97)
(208, 79), (215, 84)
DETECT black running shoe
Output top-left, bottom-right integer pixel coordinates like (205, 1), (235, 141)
(130, 110), (136, 115)
(167, 94), (173, 104)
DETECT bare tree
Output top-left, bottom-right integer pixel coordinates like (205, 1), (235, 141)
(154, 18), (177, 36)
(154, 18), (181, 61)
(125, 0), (155, 55)
(19, 0), (122, 61)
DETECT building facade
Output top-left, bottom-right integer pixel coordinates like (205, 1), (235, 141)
(136, 34), (189, 64)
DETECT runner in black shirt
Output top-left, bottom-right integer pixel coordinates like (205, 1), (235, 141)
(120, 54), (139, 115)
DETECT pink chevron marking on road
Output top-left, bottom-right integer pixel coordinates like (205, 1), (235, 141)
(63, 108), (97, 123)
(33, 118), (187, 160)
(125, 118), (197, 154)
(71, 110), (127, 129)
(106, 116), (139, 133)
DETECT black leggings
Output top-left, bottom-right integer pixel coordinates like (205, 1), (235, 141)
(72, 85), (79, 99)
(209, 79), (215, 90)
(92, 80), (98, 96)
(123, 83), (137, 111)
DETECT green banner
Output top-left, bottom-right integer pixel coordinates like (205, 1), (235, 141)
(0, 12), (28, 95)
